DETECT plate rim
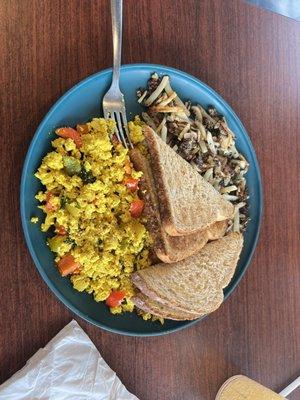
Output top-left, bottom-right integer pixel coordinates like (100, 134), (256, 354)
(20, 63), (263, 336)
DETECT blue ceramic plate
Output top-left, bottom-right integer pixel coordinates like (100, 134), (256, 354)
(20, 64), (263, 336)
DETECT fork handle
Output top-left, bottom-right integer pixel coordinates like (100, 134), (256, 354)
(110, 0), (122, 86)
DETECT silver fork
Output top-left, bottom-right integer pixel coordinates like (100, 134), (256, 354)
(102, 0), (132, 148)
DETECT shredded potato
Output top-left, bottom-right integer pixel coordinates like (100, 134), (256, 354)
(144, 75), (169, 106)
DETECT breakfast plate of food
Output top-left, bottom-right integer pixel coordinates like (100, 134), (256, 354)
(20, 64), (262, 335)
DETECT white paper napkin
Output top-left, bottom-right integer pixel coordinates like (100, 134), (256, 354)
(0, 320), (139, 400)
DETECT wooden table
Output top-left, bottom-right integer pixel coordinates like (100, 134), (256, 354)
(1, 1), (299, 399)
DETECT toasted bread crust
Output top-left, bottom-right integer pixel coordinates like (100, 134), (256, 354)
(133, 293), (202, 320)
(129, 148), (168, 258)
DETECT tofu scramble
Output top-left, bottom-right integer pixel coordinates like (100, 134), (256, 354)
(34, 118), (156, 317)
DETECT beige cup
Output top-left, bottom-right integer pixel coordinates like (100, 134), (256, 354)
(215, 375), (285, 400)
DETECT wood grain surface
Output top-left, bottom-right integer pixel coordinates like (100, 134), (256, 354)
(0, 1), (299, 399)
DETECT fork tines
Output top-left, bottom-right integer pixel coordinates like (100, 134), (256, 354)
(104, 110), (133, 149)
